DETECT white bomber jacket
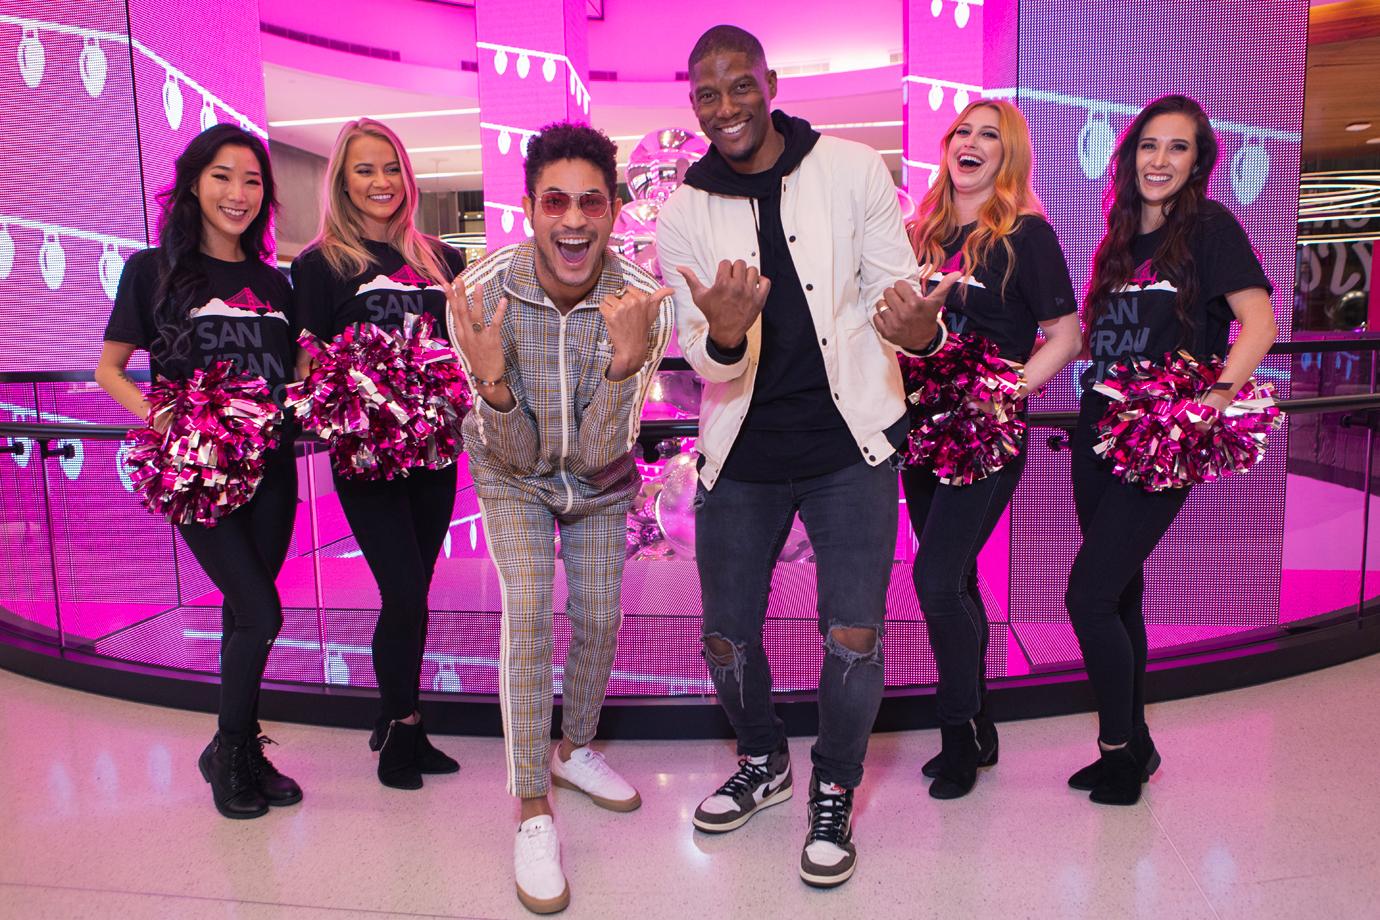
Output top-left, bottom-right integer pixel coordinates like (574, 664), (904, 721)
(656, 133), (945, 489)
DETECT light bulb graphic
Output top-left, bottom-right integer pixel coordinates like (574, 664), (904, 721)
(325, 651), (350, 685)
(494, 48), (508, 74)
(432, 659), (462, 693)
(543, 56), (556, 82)
(58, 440), (83, 480)
(116, 442), (135, 492)
(1077, 109), (1115, 180)
(199, 96), (217, 132)
(39, 233), (66, 290)
(498, 129), (512, 155)
(516, 53), (530, 79)
(79, 38), (107, 98)
(163, 71), (183, 130)
(931, 0), (943, 16)
(98, 243), (124, 300)
(954, 88), (970, 111)
(1231, 135), (1270, 206)
(0, 224), (14, 280)
(468, 520), (478, 551)
(18, 28), (44, 89)
(520, 133), (532, 157)
(523, 217), (533, 237)
(955, 0), (971, 28)
(928, 83), (944, 111)
(501, 208), (514, 233)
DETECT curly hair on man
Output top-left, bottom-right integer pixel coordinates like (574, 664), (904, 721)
(523, 122), (619, 198)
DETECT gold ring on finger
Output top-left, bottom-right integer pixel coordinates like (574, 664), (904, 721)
(471, 322), (484, 333)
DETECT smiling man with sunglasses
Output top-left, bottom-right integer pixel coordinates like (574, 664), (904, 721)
(445, 122), (674, 915)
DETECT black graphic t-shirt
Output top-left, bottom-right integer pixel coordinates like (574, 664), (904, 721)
(928, 215), (1076, 362)
(292, 239), (465, 344)
(1084, 200), (1271, 387)
(104, 248), (297, 404)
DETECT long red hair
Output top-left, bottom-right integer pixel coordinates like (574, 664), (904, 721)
(907, 99), (1043, 296)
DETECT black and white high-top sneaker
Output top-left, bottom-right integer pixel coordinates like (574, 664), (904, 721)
(799, 772), (856, 888)
(692, 743), (792, 833)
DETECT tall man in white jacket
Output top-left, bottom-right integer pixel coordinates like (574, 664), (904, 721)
(656, 25), (953, 890)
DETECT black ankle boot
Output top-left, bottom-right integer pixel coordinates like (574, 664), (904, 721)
(199, 734), (269, 819)
(1089, 745), (1142, 806)
(248, 735), (303, 806)
(929, 722), (981, 800)
(1068, 724), (1159, 791)
(377, 720), (423, 790)
(414, 722), (460, 775)
(923, 712), (999, 779)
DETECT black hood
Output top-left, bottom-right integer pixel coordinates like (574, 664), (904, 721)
(684, 110), (820, 198)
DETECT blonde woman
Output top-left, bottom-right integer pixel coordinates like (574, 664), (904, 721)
(903, 99), (1082, 799)
(291, 118), (465, 789)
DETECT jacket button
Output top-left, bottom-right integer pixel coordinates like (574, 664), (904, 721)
(820, 338), (827, 346)
(789, 235), (797, 243)
(833, 392), (840, 400)
(805, 283), (813, 291)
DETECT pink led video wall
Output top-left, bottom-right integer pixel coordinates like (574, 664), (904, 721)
(1007, 0), (1307, 662)
(0, 1), (269, 374)
(0, 1), (270, 640)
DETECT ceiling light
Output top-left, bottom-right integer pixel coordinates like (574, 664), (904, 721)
(268, 108), (480, 128)
(1345, 122), (1372, 132)
(1368, 137), (1380, 145)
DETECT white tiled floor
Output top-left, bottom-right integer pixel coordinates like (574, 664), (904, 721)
(2, 657), (1378, 920)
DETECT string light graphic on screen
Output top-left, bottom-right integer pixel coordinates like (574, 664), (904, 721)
(0, 216), (139, 299)
(477, 40), (593, 115)
(2, 15), (268, 138)
(929, 0), (983, 28)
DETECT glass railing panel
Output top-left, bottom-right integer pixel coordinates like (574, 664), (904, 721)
(0, 381), (59, 639)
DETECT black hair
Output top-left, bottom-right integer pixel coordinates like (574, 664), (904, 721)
(151, 124), (278, 372)
(523, 122), (619, 199)
(1085, 94), (1219, 351)
(688, 24), (766, 73)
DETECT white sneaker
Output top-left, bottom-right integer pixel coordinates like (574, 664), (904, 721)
(550, 745), (642, 812)
(514, 815), (569, 914)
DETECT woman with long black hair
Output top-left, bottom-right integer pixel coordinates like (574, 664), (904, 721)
(291, 118), (465, 790)
(1069, 94), (1277, 805)
(903, 99), (1082, 799)
(96, 124), (301, 820)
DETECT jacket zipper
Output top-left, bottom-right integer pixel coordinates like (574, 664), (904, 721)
(556, 312), (576, 513)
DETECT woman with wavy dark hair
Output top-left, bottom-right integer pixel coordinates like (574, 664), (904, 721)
(903, 99), (1082, 800)
(96, 123), (302, 820)
(1068, 95), (1276, 805)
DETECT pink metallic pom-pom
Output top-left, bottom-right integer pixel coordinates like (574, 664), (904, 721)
(124, 362), (283, 527)
(286, 314), (470, 480)
(1093, 350), (1281, 492)
(900, 333), (1026, 486)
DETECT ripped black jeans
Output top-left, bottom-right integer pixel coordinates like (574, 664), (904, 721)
(695, 458), (897, 789)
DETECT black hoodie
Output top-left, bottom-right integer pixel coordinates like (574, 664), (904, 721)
(684, 110), (861, 482)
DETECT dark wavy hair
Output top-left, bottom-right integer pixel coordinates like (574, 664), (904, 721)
(1084, 95), (1218, 351)
(151, 124), (278, 372)
(523, 122), (619, 200)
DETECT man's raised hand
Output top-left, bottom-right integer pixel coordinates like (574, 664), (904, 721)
(675, 259), (771, 352)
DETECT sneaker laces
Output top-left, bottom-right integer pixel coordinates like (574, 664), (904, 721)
(572, 747), (616, 779)
(226, 739), (256, 793)
(807, 786), (853, 846)
(516, 821), (559, 868)
(714, 755), (774, 799)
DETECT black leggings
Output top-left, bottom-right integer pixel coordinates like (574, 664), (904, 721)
(1067, 391), (1191, 746)
(334, 463), (457, 728)
(178, 447), (298, 744)
(902, 448), (1025, 726)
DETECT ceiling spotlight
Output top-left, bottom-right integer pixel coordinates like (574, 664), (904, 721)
(1367, 137), (1380, 145)
(1346, 122), (1372, 132)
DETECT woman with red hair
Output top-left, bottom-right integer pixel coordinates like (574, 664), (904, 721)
(903, 99), (1082, 799)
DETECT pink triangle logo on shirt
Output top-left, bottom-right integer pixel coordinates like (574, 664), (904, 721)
(1129, 259), (1159, 287)
(389, 264), (431, 287)
(224, 287), (272, 314)
(940, 251), (963, 273)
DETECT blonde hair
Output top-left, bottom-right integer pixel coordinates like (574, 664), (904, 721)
(310, 118), (447, 285)
(907, 99), (1044, 297)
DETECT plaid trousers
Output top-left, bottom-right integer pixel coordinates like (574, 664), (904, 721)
(478, 493), (629, 797)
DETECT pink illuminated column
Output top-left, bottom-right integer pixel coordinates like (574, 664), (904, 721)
(475, 0), (592, 251)
(901, 0), (1017, 197)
